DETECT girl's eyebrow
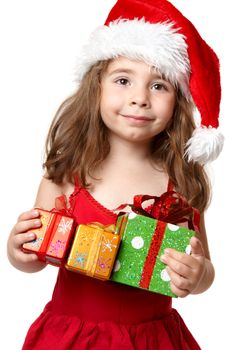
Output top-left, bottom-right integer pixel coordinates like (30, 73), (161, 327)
(108, 68), (134, 76)
(108, 67), (164, 80)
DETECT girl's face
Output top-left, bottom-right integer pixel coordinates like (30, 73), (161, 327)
(100, 56), (176, 144)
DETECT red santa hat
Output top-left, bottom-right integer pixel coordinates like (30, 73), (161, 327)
(75, 0), (224, 163)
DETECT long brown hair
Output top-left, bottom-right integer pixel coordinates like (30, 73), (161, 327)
(44, 60), (210, 212)
(151, 91), (210, 211)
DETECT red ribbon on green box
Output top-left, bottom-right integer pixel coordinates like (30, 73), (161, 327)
(139, 220), (167, 289)
(114, 190), (200, 295)
(134, 191), (200, 290)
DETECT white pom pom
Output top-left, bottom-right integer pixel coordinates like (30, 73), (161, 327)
(185, 126), (224, 163)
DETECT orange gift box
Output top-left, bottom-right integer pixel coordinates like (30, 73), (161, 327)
(22, 208), (76, 266)
(65, 223), (121, 280)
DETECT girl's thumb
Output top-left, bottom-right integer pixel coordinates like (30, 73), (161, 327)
(190, 237), (205, 257)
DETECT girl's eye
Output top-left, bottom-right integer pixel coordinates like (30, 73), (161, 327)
(151, 83), (167, 91)
(115, 78), (130, 85)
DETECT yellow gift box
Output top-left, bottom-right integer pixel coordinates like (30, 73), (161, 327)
(65, 223), (121, 280)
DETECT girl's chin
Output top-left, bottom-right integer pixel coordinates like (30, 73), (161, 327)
(112, 133), (155, 145)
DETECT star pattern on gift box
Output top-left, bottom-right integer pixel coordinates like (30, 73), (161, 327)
(101, 237), (118, 252)
(68, 252), (88, 268)
(58, 218), (73, 235)
(96, 256), (112, 273)
(49, 240), (66, 257)
(78, 232), (92, 246)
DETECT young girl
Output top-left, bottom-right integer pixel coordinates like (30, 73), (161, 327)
(7, 0), (223, 349)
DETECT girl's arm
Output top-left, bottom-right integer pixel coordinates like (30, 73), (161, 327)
(189, 215), (215, 295)
(7, 177), (63, 273)
(160, 214), (215, 297)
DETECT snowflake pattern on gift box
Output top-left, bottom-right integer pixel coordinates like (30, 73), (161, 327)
(96, 256), (112, 273)
(49, 240), (66, 257)
(28, 237), (43, 248)
(68, 252), (88, 268)
(101, 237), (117, 252)
(78, 232), (93, 247)
(58, 218), (73, 235)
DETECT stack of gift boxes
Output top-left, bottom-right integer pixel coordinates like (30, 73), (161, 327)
(22, 198), (196, 297)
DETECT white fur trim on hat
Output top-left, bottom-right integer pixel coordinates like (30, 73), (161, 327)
(75, 18), (190, 98)
(185, 126), (224, 163)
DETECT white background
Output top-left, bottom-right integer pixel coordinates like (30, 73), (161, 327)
(0, 1), (231, 349)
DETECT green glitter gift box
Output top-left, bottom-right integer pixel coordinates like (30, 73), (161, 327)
(110, 212), (195, 297)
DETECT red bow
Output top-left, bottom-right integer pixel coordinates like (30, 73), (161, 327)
(118, 191), (200, 232)
(53, 195), (73, 217)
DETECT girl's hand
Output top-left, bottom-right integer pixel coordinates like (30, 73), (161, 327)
(160, 237), (206, 297)
(7, 209), (46, 272)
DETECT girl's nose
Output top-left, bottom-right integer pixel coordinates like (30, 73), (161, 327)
(129, 87), (150, 108)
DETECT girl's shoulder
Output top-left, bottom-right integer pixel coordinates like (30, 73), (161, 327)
(34, 176), (73, 210)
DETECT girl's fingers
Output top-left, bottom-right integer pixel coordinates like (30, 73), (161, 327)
(170, 281), (189, 298)
(10, 214), (41, 249)
(166, 267), (191, 292)
(14, 218), (41, 236)
(14, 250), (39, 264)
(161, 249), (192, 267)
(17, 209), (40, 222)
(13, 232), (37, 247)
(160, 253), (191, 278)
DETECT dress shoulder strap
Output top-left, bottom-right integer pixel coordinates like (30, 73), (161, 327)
(73, 175), (81, 191)
(167, 178), (174, 192)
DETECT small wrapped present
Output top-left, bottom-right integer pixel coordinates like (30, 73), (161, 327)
(65, 223), (121, 280)
(110, 192), (200, 297)
(22, 208), (76, 266)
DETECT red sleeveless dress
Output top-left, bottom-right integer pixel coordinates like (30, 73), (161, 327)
(22, 181), (201, 350)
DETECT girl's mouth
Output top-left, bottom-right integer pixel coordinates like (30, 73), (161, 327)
(122, 114), (154, 123)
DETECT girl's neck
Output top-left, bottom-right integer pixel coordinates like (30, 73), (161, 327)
(88, 133), (168, 208)
(106, 133), (152, 165)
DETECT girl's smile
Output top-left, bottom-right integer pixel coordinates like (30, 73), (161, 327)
(120, 113), (154, 124)
(100, 57), (176, 143)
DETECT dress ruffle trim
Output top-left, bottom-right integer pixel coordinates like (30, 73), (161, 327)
(22, 304), (200, 350)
